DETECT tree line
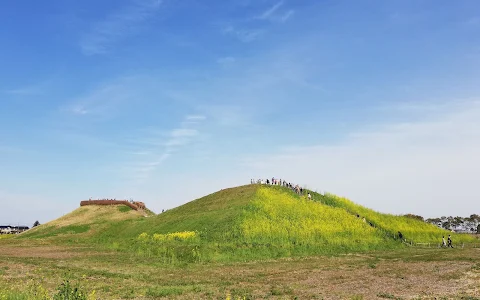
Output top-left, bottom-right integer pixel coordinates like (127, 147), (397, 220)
(404, 214), (480, 233)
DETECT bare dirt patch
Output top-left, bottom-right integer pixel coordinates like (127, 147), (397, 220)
(202, 256), (479, 299)
(0, 246), (93, 259)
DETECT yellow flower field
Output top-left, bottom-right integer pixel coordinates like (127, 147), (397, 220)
(240, 188), (390, 249)
(138, 231), (197, 242)
(321, 193), (475, 244)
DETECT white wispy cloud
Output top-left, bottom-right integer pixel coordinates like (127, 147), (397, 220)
(170, 128), (198, 138)
(202, 105), (252, 127)
(223, 26), (265, 43)
(181, 115), (207, 127)
(258, 1), (284, 20)
(126, 115), (205, 182)
(220, 1), (293, 43)
(61, 78), (137, 118)
(185, 115), (206, 121)
(256, 1), (294, 23)
(3, 78), (56, 96)
(241, 99), (480, 218)
(216, 56), (236, 66)
(70, 105), (89, 115)
(5, 87), (44, 96)
(80, 0), (163, 55)
(279, 10), (294, 22)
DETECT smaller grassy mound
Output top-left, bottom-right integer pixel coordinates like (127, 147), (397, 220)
(19, 205), (145, 240)
(50, 205), (144, 227)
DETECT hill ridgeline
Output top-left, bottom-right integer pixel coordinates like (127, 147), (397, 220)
(16, 184), (476, 262)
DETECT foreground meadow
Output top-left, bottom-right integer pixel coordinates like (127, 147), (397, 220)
(3, 185), (478, 299)
(0, 240), (479, 299)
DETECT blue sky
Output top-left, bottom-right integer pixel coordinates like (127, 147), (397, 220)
(1, 0), (480, 225)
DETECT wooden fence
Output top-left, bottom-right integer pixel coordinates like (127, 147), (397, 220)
(80, 200), (140, 211)
(405, 242), (480, 249)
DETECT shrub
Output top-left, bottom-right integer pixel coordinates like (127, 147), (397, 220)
(53, 280), (88, 300)
(0, 279), (95, 300)
(118, 206), (132, 213)
(152, 231), (197, 241)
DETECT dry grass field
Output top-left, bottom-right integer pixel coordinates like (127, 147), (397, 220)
(0, 241), (479, 299)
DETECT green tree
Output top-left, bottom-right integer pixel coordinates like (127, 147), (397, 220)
(404, 214), (424, 222)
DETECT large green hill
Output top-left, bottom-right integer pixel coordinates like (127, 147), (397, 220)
(15, 184), (476, 262)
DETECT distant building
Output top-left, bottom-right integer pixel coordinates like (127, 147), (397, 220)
(0, 226), (12, 234)
(0, 225), (29, 234)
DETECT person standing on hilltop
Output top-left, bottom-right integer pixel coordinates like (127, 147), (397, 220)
(442, 236), (447, 247)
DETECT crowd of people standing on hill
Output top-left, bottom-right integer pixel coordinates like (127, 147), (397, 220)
(250, 178), (317, 201)
(250, 178), (310, 196)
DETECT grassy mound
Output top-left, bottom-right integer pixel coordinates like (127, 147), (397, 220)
(19, 205), (147, 240)
(9, 184), (475, 262)
(90, 185), (473, 262)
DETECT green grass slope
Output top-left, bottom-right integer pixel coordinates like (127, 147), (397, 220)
(92, 184), (473, 261)
(107, 184), (467, 244)
(9, 184), (475, 262)
(95, 184), (259, 242)
(92, 185), (398, 261)
(310, 191), (474, 244)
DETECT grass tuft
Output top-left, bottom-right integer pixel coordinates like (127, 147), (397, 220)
(118, 206), (132, 213)
(145, 286), (185, 297)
